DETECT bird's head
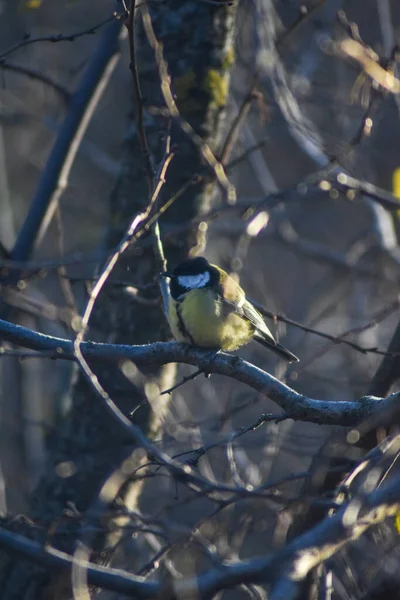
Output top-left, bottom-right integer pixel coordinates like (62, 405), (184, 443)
(162, 257), (220, 300)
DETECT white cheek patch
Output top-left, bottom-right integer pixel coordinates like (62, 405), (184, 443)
(178, 272), (210, 289)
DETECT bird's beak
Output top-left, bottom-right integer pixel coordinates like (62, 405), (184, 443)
(161, 271), (173, 278)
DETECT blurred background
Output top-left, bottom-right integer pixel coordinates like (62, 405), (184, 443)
(1, 1), (400, 598)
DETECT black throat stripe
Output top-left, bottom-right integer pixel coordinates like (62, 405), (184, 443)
(176, 301), (195, 346)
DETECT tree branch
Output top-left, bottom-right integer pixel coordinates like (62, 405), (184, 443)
(0, 12), (123, 61)
(0, 317), (398, 427)
(0, 526), (158, 598)
(1, 470), (399, 599)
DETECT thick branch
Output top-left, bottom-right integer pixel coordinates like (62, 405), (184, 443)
(1, 472), (399, 599)
(0, 317), (397, 427)
(0, 526), (158, 598)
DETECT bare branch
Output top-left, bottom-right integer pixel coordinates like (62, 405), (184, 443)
(0, 12), (124, 61)
(333, 172), (400, 212)
(0, 317), (399, 427)
(0, 525), (158, 598)
(1, 471), (400, 598)
(0, 61), (70, 101)
(339, 38), (400, 94)
(126, 0), (154, 196)
(252, 297), (400, 358)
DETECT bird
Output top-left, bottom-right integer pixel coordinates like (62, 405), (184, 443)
(161, 256), (299, 362)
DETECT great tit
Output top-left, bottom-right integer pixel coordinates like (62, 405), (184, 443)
(162, 257), (299, 362)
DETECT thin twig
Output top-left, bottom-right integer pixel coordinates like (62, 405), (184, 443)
(152, 124), (172, 311)
(0, 12), (124, 61)
(0, 61), (70, 101)
(54, 204), (78, 328)
(161, 368), (205, 395)
(172, 412), (288, 467)
(126, 0), (154, 195)
(251, 297), (400, 358)
(219, 81), (259, 165)
(333, 172), (400, 211)
(74, 147), (174, 348)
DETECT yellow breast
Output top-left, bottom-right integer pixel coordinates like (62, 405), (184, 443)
(168, 289), (254, 351)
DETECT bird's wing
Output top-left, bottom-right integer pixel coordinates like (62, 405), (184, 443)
(214, 268), (298, 362)
(218, 273), (276, 343)
(239, 299), (276, 342)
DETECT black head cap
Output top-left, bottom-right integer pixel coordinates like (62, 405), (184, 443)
(167, 257), (220, 299)
(172, 257), (211, 276)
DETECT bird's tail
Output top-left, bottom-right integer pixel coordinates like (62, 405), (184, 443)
(254, 334), (299, 363)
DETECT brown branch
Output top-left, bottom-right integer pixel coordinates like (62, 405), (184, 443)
(219, 81), (259, 165)
(336, 10), (400, 96)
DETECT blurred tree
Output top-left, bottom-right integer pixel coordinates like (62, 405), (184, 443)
(2, 1), (400, 599)
(0, 2), (238, 598)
